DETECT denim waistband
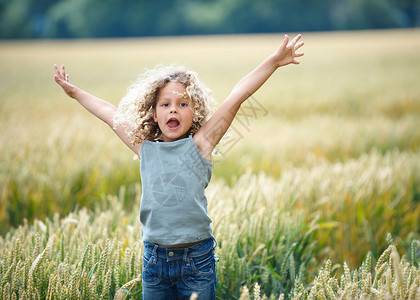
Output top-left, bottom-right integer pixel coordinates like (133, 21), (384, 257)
(143, 237), (217, 261)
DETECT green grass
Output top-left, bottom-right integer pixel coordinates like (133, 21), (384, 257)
(1, 29), (420, 298)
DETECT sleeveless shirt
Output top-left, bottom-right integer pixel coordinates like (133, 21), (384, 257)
(139, 136), (213, 245)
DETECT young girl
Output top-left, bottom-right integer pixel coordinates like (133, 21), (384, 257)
(54, 34), (304, 300)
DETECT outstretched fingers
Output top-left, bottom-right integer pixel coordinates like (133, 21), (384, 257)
(60, 65), (69, 81)
(294, 41), (305, 58)
(292, 34), (302, 43)
(290, 36), (304, 64)
(54, 64), (67, 80)
(280, 34), (290, 49)
(59, 64), (65, 77)
(54, 64), (62, 81)
(287, 34), (301, 49)
(54, 65), (70, 87)
(295, 41), (304, 51)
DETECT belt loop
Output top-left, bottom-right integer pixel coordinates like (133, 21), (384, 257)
(211, 237), (220, 262)
(211, 236), (217, 249)
(152, 244), (158, 263)
(183, 248), (189, 261)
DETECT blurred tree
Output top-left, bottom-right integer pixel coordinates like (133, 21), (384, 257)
(0, 0), (419, 40)
(48, 0), (142, 38)
(0, 0), (56, 38)
(0, 0), (34, 38)
(330, 0), (409, 30)
(392, 0), (420, 27)
(182, 0), (334, 34)
(47, 0), (193, 37)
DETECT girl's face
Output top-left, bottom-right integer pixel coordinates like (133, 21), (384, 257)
(153, 81), (194, 142)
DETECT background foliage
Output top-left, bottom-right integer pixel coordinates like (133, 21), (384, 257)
(0, 0), (419, 39)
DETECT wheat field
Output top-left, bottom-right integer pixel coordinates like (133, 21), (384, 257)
(1, 29), (420, 298)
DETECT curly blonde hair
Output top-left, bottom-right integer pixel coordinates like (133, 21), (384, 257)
(114, 64), (216, 145)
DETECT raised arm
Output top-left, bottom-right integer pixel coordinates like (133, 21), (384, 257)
(53, 64), (141, 155)
(194, 34), (304, 160)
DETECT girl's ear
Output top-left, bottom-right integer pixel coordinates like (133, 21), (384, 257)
(152, 108), (158, 122)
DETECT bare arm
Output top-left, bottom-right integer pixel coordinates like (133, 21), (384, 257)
(53, 64), (141, 155)
(194, 34), (304, 160)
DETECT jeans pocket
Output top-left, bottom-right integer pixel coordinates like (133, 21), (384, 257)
(142, 254), (162, 286)
(182, 251), (216, 289)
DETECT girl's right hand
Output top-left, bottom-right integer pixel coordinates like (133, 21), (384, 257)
(53, 64), (78, 98)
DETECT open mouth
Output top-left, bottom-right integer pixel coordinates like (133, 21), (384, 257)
(166, 118), (180, 130)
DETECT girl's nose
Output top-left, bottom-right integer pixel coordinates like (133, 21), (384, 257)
(169, 105), (178, 113)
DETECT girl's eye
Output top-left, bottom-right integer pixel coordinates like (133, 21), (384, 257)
(162, 103), (169, 107)
(180, 102), (188, 107)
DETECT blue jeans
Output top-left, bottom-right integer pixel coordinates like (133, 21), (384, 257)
(142, 237), (217, 300)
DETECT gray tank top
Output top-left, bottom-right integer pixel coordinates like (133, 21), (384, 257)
(139, 136), (213, 245)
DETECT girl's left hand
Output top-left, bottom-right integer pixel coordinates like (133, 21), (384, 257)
(274, 34), (304, 67)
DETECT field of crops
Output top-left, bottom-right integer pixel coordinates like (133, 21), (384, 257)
(1, 29), (420, 299)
